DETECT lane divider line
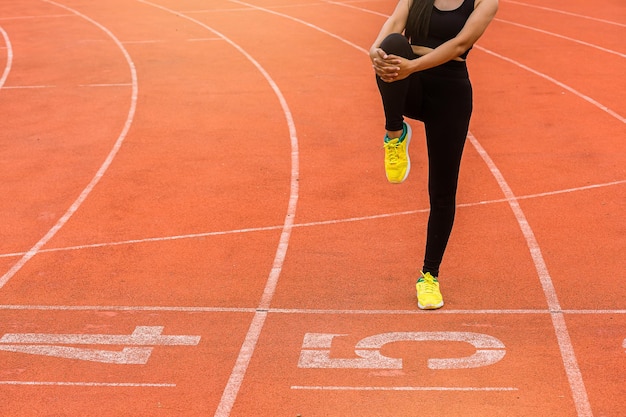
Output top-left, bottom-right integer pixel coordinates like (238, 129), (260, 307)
(0, 0), (138, 290)
(0, 179), (622, 260)
(230, 0), (368, 54)
(494, 18), (626, 59)
(134, 2), (299, 416)
(1, 85), (56, 89)
(0, 14), (74, 21)
(469, 133), (593, 417)
(503, 0), (626, 27)
(0, 381), (175, 387)
(0, 25), (13, 89)
(475, 45), (625, 123)
(0, 304), (625, 315)
(291, 385), (519, 391)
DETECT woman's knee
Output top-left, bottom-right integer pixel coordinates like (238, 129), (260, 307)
(379, 33), (413, 58)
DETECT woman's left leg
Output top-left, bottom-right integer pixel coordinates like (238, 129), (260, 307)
(421, 67), (473, 278)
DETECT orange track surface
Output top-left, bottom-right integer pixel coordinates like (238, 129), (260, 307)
(0, 0), (624, 416)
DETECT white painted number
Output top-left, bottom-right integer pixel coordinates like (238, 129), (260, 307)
(298, 332), (506, 370)
(0, 326), (201, 364)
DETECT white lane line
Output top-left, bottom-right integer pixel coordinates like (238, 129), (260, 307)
(1, 179), (621, 260)
(272, 308), (549, 315)
(503, 0), (626, 28)
(135, 2), (299, 416)
(123, 39), (221, 43)
(495, 18), (626, 59)
(229, 0), (368, 54)
(475, 45), (625, 123)
(0, 14), (74, 21)
(469, 133), (593, 417)
(181, 3), (327, 14)
(563, 310), (626, 315)
(4, 83), (134, 88)
(1, 85), (56, 89)
(0, 224), (283, 258)
(121, 39), (164, 44)
(216, 311), (267, 416)
(276, 308), (626, 315)
(0, 1), (139, 290)
(186, 38), (222, 42)
(0, 304), (624, 314)
(468, 134), (560, 310)
(0, 26), (13, 89)
(291, 385), (519, 391)
(0, 304), (256, 312)
(79, 83), (133, 87)
(0, 381), (175, 387)
(322, 0), (388, 18)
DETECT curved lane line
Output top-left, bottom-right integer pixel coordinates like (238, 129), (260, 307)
(494, 18), (626, 59)
(134, 2), (300, 416)
(475, 45), (626, 123)
(0, 26), (13, 88)
(0, 1), (138, 289)
(323, 0), (388, 17)
(230, 0), (368, 53)
(503, 0), (626, 28)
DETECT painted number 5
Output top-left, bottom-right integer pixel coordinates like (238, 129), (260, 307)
(298, 332), (506, 370)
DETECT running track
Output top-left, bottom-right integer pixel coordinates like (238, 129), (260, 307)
(0, 0), (624, 416)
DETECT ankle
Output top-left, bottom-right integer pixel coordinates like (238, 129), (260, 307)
(386, 130), (403, 140)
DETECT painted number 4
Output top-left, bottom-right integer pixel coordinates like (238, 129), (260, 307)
(0, 326), (201, 364)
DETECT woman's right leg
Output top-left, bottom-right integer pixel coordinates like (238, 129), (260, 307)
(375, 33), (420, 132)
(376, 33), (423, 183)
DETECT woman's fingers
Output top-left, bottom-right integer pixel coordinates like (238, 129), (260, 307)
(373, 59), (399, 80)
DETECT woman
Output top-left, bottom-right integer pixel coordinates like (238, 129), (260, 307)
(370, 0), (498, 309)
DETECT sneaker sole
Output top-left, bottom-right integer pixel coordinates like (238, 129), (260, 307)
(418, 300), (444, 310)
(402, 122), (411, 181)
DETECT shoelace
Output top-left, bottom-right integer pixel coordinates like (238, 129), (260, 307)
(418, 275), (437, 294)
(384, 140), (400, 164)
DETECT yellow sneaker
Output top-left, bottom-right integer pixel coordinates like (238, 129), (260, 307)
(416, 271), (444, 310)
(383, 122), (411, 183)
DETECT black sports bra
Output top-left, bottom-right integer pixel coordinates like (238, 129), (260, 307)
(412, 0), (475, 59)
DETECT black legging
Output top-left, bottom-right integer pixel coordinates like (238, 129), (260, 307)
(376, 33), (473, 277)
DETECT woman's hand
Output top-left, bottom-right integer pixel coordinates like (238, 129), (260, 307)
(370, 47), (413, 83)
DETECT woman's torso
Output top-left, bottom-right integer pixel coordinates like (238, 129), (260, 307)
(412, 0), (475, 59)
